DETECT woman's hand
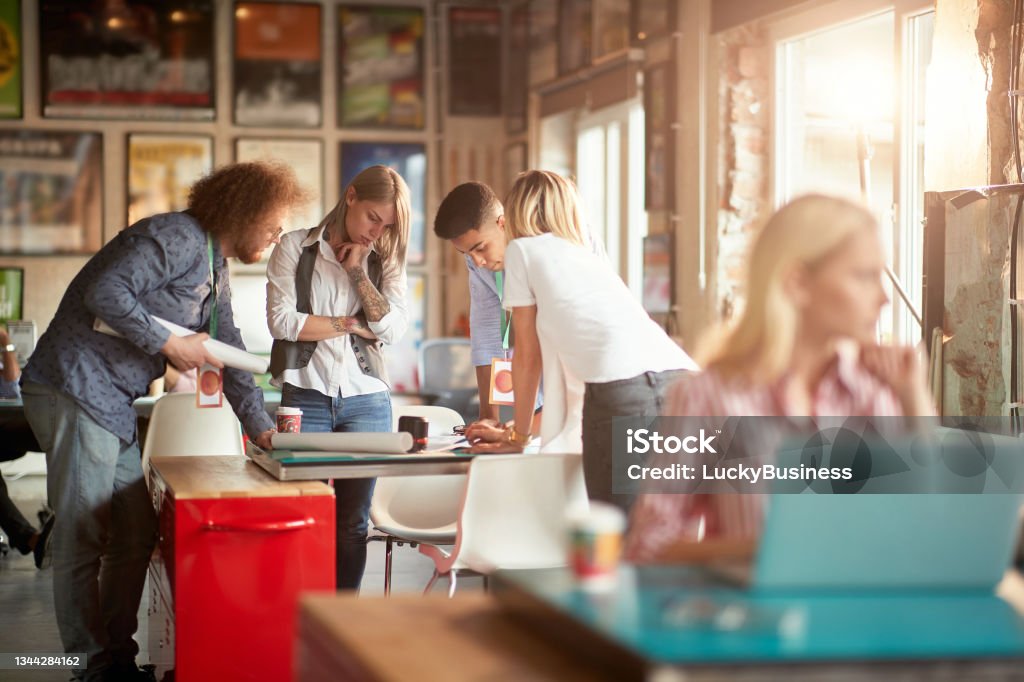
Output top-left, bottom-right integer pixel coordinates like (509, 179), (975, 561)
(860, 344), (935, 416)
(335, 242), (369, 271)
(464, 420), (505, 445)
(469, 440), (524, 454)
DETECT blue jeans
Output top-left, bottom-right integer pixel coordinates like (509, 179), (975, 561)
(280, 384), (392, 590)
(21, 382), (157, 682)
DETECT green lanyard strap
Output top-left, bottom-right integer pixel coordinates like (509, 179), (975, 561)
(206, 233), (218, 341)
(495, 271), (510, 354)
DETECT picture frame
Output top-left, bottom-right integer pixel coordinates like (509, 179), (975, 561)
(233, 2), (322, 128)
(644, 61), (675, 211)
(386, 272), (426, 393)
(558, 0), (592, 75)
(630, 0), (674, 46)
(235, 137), (324, 234)
(337, 4), (425, 130)
(506, 2), (529, 134)
(0, 266), (24, 322)
(127, 133), (213, 227)
(448, 7), (502, 117)
(0, 1), (22, 119)
(593, 0), (630, 59)
(339, 142), (426, 265)
(642, 233), (672, 315)
(39, 1), (215, 120)
(0, 130), (103, 255)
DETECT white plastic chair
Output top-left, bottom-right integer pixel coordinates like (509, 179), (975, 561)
(369, 405), (467, 594)
(418, 338), (478, 423)
(420, 452), (588, 597)
(140, 392), (245, 481)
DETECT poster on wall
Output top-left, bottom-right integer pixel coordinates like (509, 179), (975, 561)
(39, 1), (215, 120)
(386, 272), (425, 393)
(558, 0), (592, 75)
(448, 7), (502, 117)
(0, 1), (21, 118)
(236, 138), (324, 233)
(642, 233), (672, 315)
(0, 267), (24, 322)
(127, 134), (212, 227)
(234, 2), (321, 127)
(506, 2), (528, 134)
(644, 61), (675, 211)
(593, 0), (629, 58)
(0, 130), (103, 255)
(631, 0), (673, 45)
(338, 5), (425, 129)
(340, 142), (426, 265)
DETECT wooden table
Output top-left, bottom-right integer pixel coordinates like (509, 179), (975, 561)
(296, 594), (614, 682)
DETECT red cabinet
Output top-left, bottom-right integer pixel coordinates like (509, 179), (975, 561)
(149, 456), (334, 681)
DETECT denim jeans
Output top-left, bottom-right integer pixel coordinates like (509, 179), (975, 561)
(21, 381), (158, 682)
(280, 383), (392, 590)
(582, 369), (691, 515)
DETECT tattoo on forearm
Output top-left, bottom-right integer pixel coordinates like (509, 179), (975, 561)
(330, 316), (344, 333)
(344, 265), (390, 322)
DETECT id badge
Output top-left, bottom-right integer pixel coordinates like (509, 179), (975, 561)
(489, 357), (515, 406)
(196, 363), (224, 408)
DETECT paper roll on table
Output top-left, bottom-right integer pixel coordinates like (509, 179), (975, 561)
(272, 431), (414, 454)
(94, 316), (270, 374)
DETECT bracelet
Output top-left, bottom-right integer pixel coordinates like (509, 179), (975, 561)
(3, 343), (14, 353)
(503, 426), (531, 448)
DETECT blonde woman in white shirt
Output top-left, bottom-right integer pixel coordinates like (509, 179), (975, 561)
(466, 170), (698, 513)
(267, 164), (409, 590)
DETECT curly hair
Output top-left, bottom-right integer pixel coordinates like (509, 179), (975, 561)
(188, 161), (312, 240)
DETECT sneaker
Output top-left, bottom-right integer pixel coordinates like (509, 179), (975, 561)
(34, 514), (54, 569)
(37, 505), (54, 527)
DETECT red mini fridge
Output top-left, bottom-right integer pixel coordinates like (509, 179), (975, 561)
(148, 456), (334, 681)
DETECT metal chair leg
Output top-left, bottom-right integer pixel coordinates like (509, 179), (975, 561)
(447, 570), (458, 598)
(424, 569), (440, 595)
(384, 536), (393, 596)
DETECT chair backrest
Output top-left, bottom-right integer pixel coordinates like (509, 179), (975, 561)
(451, 453), (589, 572)
(141, 393), (244, 474)
(417, 338), (477, 421)
(371, 405), (467, 529)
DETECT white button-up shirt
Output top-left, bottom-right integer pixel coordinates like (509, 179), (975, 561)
(266, 225), (408, 397)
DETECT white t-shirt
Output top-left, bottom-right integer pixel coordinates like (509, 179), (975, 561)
(502, 233), (698, 452)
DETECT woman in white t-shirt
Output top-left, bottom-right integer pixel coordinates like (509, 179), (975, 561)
(467, 170), (698, 512)
(266, 165), (410, 590)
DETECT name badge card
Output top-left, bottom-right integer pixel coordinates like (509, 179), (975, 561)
(196, 363), (223, 408)
(489, 357), (514, 406)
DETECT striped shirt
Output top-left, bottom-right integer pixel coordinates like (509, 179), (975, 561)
(624, 347), (903, 562)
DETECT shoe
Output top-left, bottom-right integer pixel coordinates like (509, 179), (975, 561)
(34, 514), (54, 569)
(37, 505), (54, 527)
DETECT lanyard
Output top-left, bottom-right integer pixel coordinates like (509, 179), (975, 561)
(495, 271), (510, 355)
(206, 233), (218, 341)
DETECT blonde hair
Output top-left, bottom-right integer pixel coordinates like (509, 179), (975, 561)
(702, 194), (879, 382)
(504, 170), (587, 246)
(320, 165), (410, 266)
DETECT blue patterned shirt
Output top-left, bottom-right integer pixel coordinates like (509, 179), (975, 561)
(22, 212), (273, 443)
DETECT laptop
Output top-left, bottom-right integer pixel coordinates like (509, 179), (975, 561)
(713, 432), (1024, 592)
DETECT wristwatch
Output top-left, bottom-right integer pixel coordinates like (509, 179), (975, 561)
(503, 426), (531, 448)
(3, 343), (14, 353)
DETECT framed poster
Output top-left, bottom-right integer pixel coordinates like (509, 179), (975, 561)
(39, 1), (215, 120)
(644, 61), (675, 211)
(506, 2), (529, 134)
(338, 5), (425, 129)
(234, 2), (321, 127)
(631, 0), (674, 45)
(448, 7), (502, 117)
(127, 134), (212, 226)
(386, 272), (425, 393)
(558, 0), (592, 75)
(340, 142), (426, 265)
(0, 1), (21, 119)
(593, 0), (629, 58)
(0, 267), (24, 321)
(642, 234), (672, 315)
(235, 138), (324, 233)
(0, 130), (103, 255)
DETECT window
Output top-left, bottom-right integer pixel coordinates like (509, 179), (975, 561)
(774, 2), (934, 343)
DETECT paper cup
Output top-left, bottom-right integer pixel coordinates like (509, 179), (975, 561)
(568, 502), (626, 590)
(276, 406), (302, 433)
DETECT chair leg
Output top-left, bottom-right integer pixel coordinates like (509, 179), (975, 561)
(447, 570), (458, 599)
(384, 536), (393, 596)
(424, 569), (440, 595)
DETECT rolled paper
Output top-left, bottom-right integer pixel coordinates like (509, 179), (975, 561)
(94, 316), (270, 374)
(272, 431), (414, 454)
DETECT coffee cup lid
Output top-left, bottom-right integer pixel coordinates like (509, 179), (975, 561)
(276, 407), (302, 415)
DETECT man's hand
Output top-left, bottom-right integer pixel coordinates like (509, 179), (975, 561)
(0, 326), (9, 347)
(161, 333), (223, 372)
(336, 242), (370, 271)
(254, 429), (275, 451)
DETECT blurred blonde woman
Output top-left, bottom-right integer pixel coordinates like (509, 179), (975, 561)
(466, 170), (698, 513)
(626, 194), (936, 562)
(267, 164), (410, 590)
